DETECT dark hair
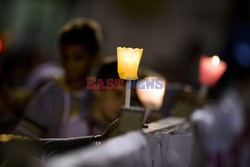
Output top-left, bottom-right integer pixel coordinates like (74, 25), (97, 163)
(58, 18), (102, 55)
(96, 56), (120, 81)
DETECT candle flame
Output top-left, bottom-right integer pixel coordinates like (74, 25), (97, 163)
(212, 55), (220, 66)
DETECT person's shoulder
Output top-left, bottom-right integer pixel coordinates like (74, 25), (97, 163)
(39, 81), (64, 95)
(191, 106), (215, 127)
(30, 81), (65, 104)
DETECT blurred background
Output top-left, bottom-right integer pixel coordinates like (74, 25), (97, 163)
(1, 0), (249, 88)
(0, 1), (250, 166)
(0, 0), (250, 130)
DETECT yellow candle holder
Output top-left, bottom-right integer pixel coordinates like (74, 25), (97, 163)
(117, 47), (143, 80)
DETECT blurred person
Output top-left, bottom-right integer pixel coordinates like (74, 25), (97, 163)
(191, 69), (250, 166)
(65, 58), (125, 137)
(0, 62), (64, 134)
(190, 9), (250, 166)
(13, 62), (64, 113)
(14, 18), (102, 138)
(0, 60), (150, 167)
(0, 29), (52, 133)
(25, 62), (64, 95)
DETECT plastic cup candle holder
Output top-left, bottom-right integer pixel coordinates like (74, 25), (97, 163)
(117, 47), (143, 108)
(197, 55), (227, 104)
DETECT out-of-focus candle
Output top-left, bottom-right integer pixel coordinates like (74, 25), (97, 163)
(136, 76), (166, 110)
(117, 47), (143, 80)
(199, 55), (227, 87)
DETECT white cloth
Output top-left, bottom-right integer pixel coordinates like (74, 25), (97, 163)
(45, 131), (152, 167)
(45, 125), (193, 167)
(191, 88), (245, 167)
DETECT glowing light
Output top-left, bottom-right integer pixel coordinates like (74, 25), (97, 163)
(136, 76), (166, 110)
(212, 55), (220, 66)
(117, 47), (143, 80)
(199, 55), (227, 87)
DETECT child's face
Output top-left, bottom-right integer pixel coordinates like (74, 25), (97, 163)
(61, 44), (94, 81)
(95, 88), (125, 123)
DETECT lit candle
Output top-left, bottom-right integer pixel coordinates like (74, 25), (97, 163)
(117, 47), (143, 108)
(136, 76), (166, 122)
(199, 55), (227, 87)
(117, 47), (143, 80)
(136, 76), (166, 110)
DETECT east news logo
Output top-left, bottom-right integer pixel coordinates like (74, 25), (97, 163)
(86, 77), (164, 89)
